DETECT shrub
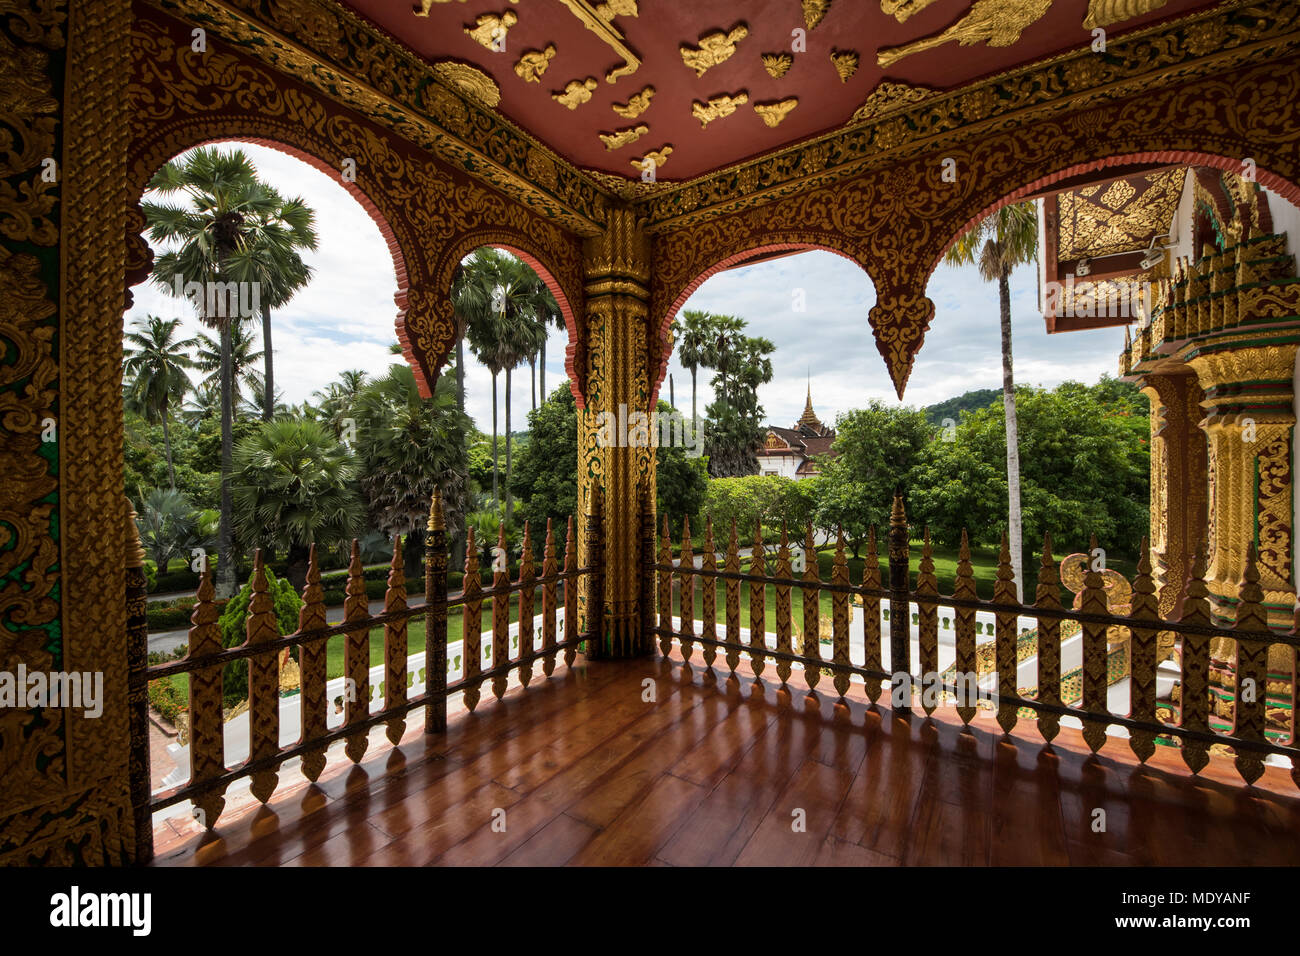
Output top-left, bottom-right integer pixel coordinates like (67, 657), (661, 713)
(217, 566), (303, 706)
(147, 678), (188, 725)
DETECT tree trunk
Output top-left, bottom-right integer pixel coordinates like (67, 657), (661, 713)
(161, 407), (177, 490)
(261, 304), (274, 422)
(529, 354), (536, 412)
(455, 335), (466, 414)
(286, 541), (310, 592)
(998, 271), (1024, 601)
(491, 370), (499, 508)
(505, 365), (514, 517)
(216, 320), (237, 599)
(690, 366), (697, 426)
(539, 336), (546, 403)
(402, 529), (423, 584)
(669, 373), (675, 409)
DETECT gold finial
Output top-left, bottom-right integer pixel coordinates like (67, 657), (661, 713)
(427, 487), (446, 532)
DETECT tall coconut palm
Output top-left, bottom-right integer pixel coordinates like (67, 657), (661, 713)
(194, 322), (265, 410)
(943, 200), (1038, 600)
(123, 315), (197, 489)
(221, 185), (318, 421)
(145, 145), (288, 598)
(673, 309), (715, 427)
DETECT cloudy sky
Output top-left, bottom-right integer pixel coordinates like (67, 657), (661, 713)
(125, 143), (1129, 431)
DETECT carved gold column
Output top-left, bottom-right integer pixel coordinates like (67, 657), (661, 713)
(1185, 341), (1297, 646)
(1137, 369), (1208, 619)
(578, 206), (655, 658)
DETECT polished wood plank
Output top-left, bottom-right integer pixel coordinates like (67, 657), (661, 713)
(155, 651), (1300, 867)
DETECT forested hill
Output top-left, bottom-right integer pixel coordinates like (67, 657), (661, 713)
(923, 388), (1000, 426)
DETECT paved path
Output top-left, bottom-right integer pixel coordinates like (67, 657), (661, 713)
(147, 596), (391, 656)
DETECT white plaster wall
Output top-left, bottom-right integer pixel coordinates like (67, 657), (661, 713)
(756, 454), (802, 479)
(1264, 186), (1300, 259)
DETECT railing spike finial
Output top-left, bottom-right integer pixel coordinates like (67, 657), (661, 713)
(385, 534), (410, 745)
(992, 530), (1018, 734)
(916, 526), (939, 715)
(391, 533), (404, 572)
(297, 542), (328, 782)
(497, 519), (507, 554)
(541, 518), (559, 676)
(953, 529), (978, 724)
(1232, 541), (1268, 785)
(701, 515), (718, 670)
(1128, 533), (1160, 763)
(517, 519), (536, 688)
(1078, 533), (1109, 753)
(861, 521), (883, 702)
(1034, 530), (1063, 744)
(427, 486), (445, 532)
(1177, 544), (1213, 775)
(749, 515), (767, 679)
(246, 548), (281, 803)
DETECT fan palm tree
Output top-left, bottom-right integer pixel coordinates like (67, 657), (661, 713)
(672, 309), (715, 427)
(230, 418), (362, 588)
(195, 322), (265, 409)
(943, 200), (1039, 600)
(122, 315), (197, 489)
(221, 185), (318, 421)
(144, 146), (286, 597)
(136, 487), (204, 574)
(312, 368), (369, 439)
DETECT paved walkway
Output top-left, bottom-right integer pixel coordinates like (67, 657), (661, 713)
(148, 596), (392, 655)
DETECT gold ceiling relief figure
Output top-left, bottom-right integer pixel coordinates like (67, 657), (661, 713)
(514, 45), (557, 82)
(554, 76), (599, 108)
(762, 52), (794, 78)
(631, 146), (673, 173)
(1083, 0), (1169, 29)
(850, 80), (937, 121)
(831, 50), (859, 82)
(802, 0), (832, 30)
(595, 0), (639, 19)
(612, 85), (655, 117)
(692, 93), (750, 128)
(877, 0), (1055, 69)
(881, 0), (942, 22)
(555, 0), (642, 82)
(465, 11), (518, 51)
(754, 98), (798, 127)
(681, 25), (749, 77)
(599, 124), (649, 149)
(432, 61), (502, 107)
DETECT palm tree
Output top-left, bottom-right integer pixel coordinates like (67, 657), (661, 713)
(943, 200), (1038, 600)
(312, 368), (369, 438)
(123, 315), (197, 489)
(352, 360), (472, 571)
(136, 487), (204, 574)
(230, 418), (362, 588)
(672, 309), (715, 427)
(221, 185), (318, 421)
(145, 146), (286, 598)
(194, 322), (265, 409)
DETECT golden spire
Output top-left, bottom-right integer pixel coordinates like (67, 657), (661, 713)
(798, 372), (822, 431)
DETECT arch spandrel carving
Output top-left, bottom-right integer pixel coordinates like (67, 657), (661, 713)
(126, 9), (586, 398)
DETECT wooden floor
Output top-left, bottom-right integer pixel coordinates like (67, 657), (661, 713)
(155, 651), (1300, 866)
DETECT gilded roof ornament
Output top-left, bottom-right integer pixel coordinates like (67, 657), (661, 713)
(850, 80), (937, 121)
(761, 53), (793, 78)
(692, 93), (749, 128)
(599, 124), (649, 150)
(432, 61), (502, 108)
(880, 0), (941, 22)
(464, 11), (518, 52)
(514, 45), (557, 82)
(877, 0), (1054, 69)
(631, 146), (673, 174)
(830, 50), (859, 82)
(754, 98), (798, 128)
(553, 76), (599, 109)
(681, 25), (749, 77)
(802, 0), (832, 30)
(1082, 0), (1168, 30)
(612, 85), (655, 118)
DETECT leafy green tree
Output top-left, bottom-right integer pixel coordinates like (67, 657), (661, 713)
(702, 329), (775, 478)
(508, 384), (579, 540)
(123, 315), (197, 489)
(914, 383), (1149, 557)
(814, 401), (932, 557)
(943, 201), (1039, 598)
(195, 322), (265, 411)
(923, 388), (1001, 427)
(352, 361), (471, 571)
(230, 418), (362, 588)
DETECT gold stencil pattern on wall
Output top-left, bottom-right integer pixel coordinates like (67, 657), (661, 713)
(878, 0), (1055, 68)
(681, 25), (749, 77)
(554, 77), (599, 109)
(761, 52), (793, 78)
(464, 11), (518, 51)
(692, 93), (749, 128)
(802, 0), (832, 30)
(433, 61), (501, 107)
(831, 50), (859, 82)
(754, 98), (798, 127)
(612, 85), (655, 118)
(1083, 0), (1168, 29)
(514, 45), (556, 82)
(599, 124), (648, 149)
